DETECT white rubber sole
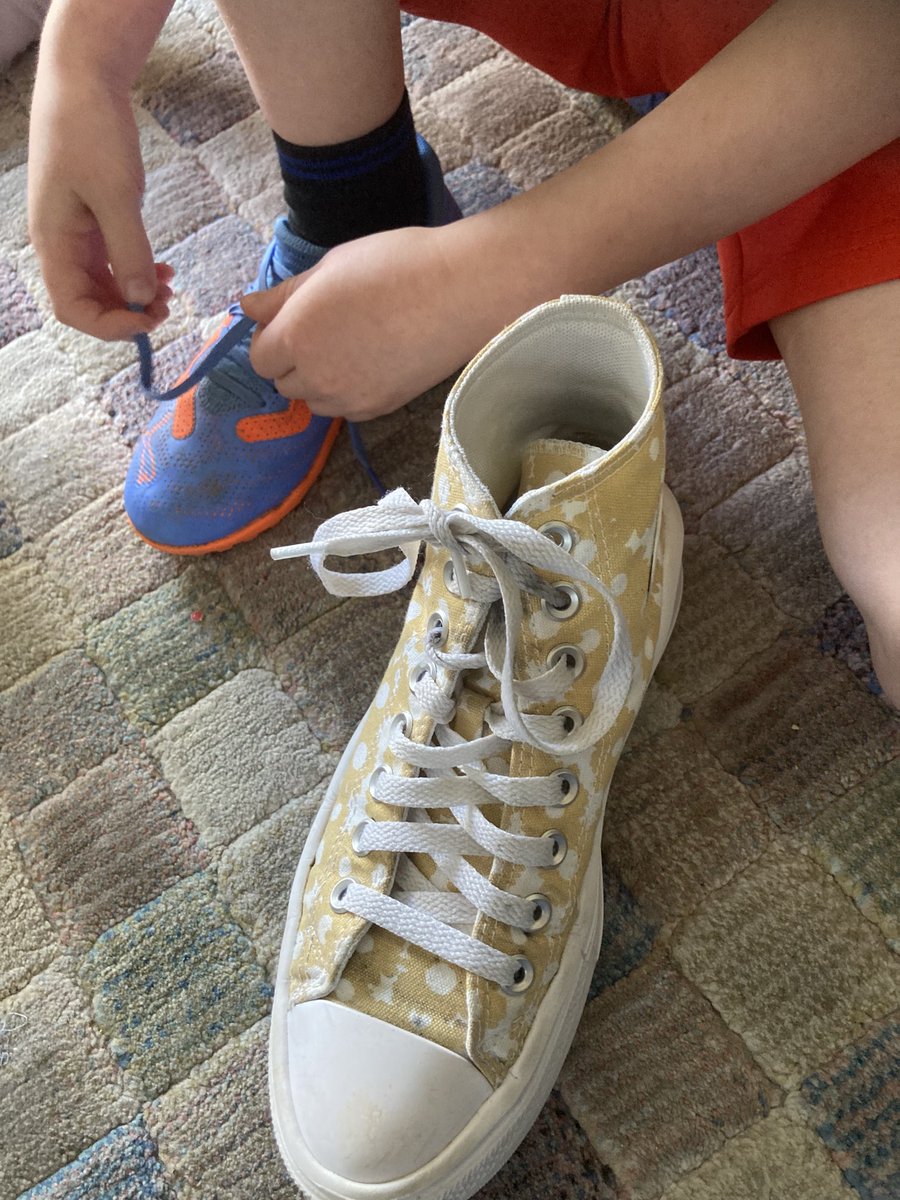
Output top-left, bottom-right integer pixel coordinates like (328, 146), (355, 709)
(269, 485), (684, 1200)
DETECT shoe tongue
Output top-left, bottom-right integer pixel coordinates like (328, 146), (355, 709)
(411, 436), (607, 929)
(269, 216), (328, 283)
(508, 437), (606, 509)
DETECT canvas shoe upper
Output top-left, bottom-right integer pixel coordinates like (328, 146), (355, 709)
(124, 136), (460, 555)
(268, 295), (684, 1200)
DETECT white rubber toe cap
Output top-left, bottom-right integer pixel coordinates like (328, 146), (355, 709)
(287, 999), (493, 1185)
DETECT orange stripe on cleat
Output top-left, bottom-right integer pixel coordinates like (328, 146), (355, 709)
(237, 398), (313, 443)
(171, 316), (234, 442)
(172, 390), (196, 440)
(136, 410), (172, 484)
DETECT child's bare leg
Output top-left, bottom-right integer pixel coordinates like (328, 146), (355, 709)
(770, 281), (900, 708)
(213, 0), (404, 145)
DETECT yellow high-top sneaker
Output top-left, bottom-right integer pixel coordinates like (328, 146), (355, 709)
(269, 295), (683, 1200)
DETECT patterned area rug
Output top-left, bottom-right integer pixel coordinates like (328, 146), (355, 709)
(1, 5), (898, 1199)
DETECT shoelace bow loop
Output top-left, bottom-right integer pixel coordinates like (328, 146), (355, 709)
(127, 241), (279, 404)
(272, 487), (633, 754)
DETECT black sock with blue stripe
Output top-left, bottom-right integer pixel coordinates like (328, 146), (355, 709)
(273, 90), (429, 248)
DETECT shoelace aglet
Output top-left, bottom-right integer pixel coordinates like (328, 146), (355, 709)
(271, 542), (317, 561)
(272, 535), (386, 560)
(273, 524), (422, 561)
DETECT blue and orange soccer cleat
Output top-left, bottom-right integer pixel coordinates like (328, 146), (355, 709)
(124, 137), (461, 555)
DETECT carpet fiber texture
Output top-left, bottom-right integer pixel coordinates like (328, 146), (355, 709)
(1, 5), (898, 1199)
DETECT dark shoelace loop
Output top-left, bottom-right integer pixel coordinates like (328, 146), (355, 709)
(129, 305), (256, 403)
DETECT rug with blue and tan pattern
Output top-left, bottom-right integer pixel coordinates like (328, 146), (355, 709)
(1, 5), (898, 1199)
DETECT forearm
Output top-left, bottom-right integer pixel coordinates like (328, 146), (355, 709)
(37, 0), (173, 92)
(448, 0), (900, 312)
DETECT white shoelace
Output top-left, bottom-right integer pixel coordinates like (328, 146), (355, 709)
(273, 488), (632, 994)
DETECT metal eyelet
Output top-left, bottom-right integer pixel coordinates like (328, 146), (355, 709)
(408, 659), (436, 689)
(543, 830), (568, 866)
(551, 770), (580, 807)
(330, 879), (353, 912)
(546, 644), (586, 679)
(541, 584), (581, 621)
(553, 705), (583, 735)
(524, 894), (552, 932)
(501, 955), (534, 995)
(368, 765), (392, 801)
(538, 522), (576, 553)
(350, 821), (370, 855)
(443, 559), (457, 591)
(389, 712), (410, 740)
(426, 611), (448, 648)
